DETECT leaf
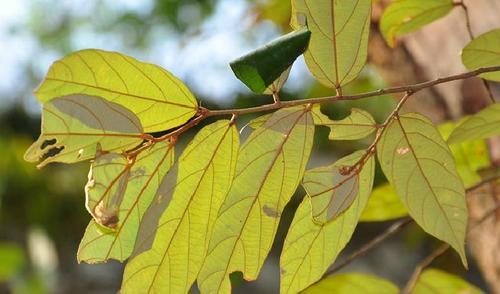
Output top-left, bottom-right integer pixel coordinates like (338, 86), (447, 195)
(439, 121), (491, 188)
(360, 184), (408, 222)
(0, 243), (25, 282)
(264, 66), (292, 95)
(280, 151), (375, 294)
(35, 49), (198, 132)
(413, 268), (483, 294)
(302, 151), (375, 224)
(291, 0), (371, 90)
(198, 106), (314, 294)
(121, 120), (239, 294)
(312, 105), (377, 140)
(230, 29), (311, 94)
(377, 113), (468, 267)
(245, 113), (273, 130)
(380, 0), (454, 47)
(447, 103), (500, 144)
(77, 141), (174, 263)
(302, 272), (399, 294)
(24, 95), (144, 168)
(462, 29), (500, 81)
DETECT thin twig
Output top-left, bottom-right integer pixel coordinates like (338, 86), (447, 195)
(402, 200), (500, 294)
(321, 217), (413, 278)
(205, 66), (500, 117)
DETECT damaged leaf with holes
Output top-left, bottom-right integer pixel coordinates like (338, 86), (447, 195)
(24, 95), (145, 168)
(77, 141), (174, 263)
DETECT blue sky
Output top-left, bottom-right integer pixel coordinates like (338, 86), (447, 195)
(0, 0), (312, 115)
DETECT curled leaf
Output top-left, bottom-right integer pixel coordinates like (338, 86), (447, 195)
(77, 142), (174, 263)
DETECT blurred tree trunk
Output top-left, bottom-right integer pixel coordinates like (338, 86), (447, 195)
(371, 1), (500, 292)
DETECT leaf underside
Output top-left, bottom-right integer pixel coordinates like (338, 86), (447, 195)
(198, 106), (314, 294)
(461, 29), (500, 81)
(24, 95), (144, 167)
(447, 103), (500, 144)
(302, 272), (399, 294)
(280, 151), (375, 294)
(121, 120), (239, 294)
(413, 268), (483, 294)
(377, 113), (467, 267)
(291, 0), (371, 89)
(312, 105), (377, 140)
(380, 0), (454, 47)
(35, 49), (198, 132)
(78, 141), (174, 263)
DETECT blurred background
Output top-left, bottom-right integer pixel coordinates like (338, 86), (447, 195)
(0, 0), (499, 293)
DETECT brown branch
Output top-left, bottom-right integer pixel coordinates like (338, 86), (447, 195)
(205, 66), (500, 117)
(320, 217), (413, 278)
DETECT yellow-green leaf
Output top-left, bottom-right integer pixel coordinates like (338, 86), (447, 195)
(439, 121), (491, 188)
(302, 151), (375, 224)
(447, 103), (500, 145)
(462, 29), (500, 81)
(280, 151), (375, 294)
(380, 0), (454, 47)
(121, 120), (239, 294)
(77, 141), (174, 263)
(291, 0), (371, 90)
(35, 49), (198, 132)
(360, 184), (408, 222)
(312, 105), (377, 140)
(377, 113), (467, 267)
(24, 95), (144, 168)
(413, 269), (483, 294)
(198, 106), (314, 294)
(303, 272), (399, 294)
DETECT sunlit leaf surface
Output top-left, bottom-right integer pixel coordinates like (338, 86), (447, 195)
(312, 106), (377, 140)
(413, 269), (483, 294)
(447, 103), (500, 144)
(198, 106), (314, 294)
(291, 0), (371, 90)
(380, 0), (454, 47)
(439, 121), (491, 188)
(24, 95), (144, 167)
(360, 184), (408, 222)
(230, 29), (310, 94)
(302, 272), (399, 294)
(77, 142), (174, 263)
(121, 120), (238, 294)
(377, 113), (467, 267)
(35, 49), (198, 132)
(462, 29), (500, 81)
(280, 152), (374, 294)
